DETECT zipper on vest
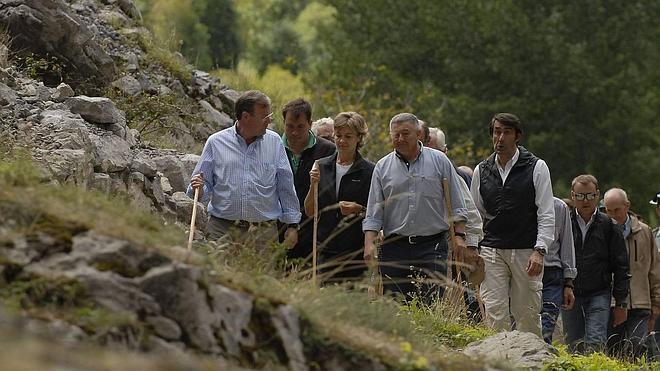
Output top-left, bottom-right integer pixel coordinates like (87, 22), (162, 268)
(634, 240), (638, 262)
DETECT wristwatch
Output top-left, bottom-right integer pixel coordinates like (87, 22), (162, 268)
(286, 223), (299, 230)
(533, 247), (546, 256)
(454, 232), (467, 239)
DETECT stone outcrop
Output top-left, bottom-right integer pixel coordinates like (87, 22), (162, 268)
(0, 0), (117, 86)
(463, 330), (558, 370)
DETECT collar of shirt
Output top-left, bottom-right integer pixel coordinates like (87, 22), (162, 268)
(623, 214), (632, 238)
(495, 147), (520, 182)
(577, 208), (598, 241)
(282, 131), (317, 173)
(394, 141), (423, 168)
(233, 121), (265, 145)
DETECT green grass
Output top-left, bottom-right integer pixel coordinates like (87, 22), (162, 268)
(544, 344), (659, 371)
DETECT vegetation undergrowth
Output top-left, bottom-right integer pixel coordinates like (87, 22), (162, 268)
(544, 344), (658, 371)
(0, 150), (185, 250)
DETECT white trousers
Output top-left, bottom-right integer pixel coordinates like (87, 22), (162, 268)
(480, 247), (543, 337)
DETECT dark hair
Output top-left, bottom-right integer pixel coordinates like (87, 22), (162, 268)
(281, 98), (312, 123)
(489, 112), (523, 136)
(419, 119), (430, 145)
(235, 90), (270, 121)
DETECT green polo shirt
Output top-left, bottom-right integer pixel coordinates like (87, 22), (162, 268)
(282, 131), (316, 174)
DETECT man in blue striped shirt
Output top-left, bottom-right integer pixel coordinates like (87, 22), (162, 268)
(187, 90), (301, 246)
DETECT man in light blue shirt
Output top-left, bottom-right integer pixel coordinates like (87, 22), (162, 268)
(187, 90), (301, 246)
(363, 113), (468, 304)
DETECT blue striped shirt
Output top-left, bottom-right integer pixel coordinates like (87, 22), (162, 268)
(186, 124), (301, 224)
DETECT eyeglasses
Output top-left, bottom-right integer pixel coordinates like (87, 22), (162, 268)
(262, 112), (274, 122)
(573, 192), (598, 201)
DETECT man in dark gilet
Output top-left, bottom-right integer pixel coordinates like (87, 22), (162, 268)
(470, 113), (555, 338)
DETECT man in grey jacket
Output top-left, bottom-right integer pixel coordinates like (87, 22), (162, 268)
(541, 197), (577, 343)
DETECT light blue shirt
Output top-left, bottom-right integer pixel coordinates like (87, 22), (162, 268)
(186, 124), (301, 224)
(544, 197), (577, 279)
(363, 145), (468, 237)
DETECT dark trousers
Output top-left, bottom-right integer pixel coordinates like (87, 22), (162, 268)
(607, 308), (651, 358)
(319, 249), (367, 284)
(378, 234), (448, 305)
(541, 267), (564, 344)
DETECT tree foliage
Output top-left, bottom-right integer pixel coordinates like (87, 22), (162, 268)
(313, 0), (660, 210)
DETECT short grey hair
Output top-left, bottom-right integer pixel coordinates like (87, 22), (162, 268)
(311, 117), (334, 135)
(389, 113), (420, 131)
(604, 188), (629, 203)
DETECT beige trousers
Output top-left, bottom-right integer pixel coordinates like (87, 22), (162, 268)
(480, 247), (543, 337)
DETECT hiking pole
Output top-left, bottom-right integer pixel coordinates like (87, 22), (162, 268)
(312, 160), (319, 286)
(442, 178), (463, 305)
(187, 186), (200, 251)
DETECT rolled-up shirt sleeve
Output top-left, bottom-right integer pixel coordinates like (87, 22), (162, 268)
(362, 164), (384, 232)
(275, 141), (301, 224)
(533, 160), (555, 253)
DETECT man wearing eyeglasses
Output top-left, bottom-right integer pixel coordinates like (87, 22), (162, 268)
(279, 98), (336, 261)
(187, 90), (301, 246)
(562, 175), (630, 354)
(603, 188), (659, 358)
(470, 113), (555, 338)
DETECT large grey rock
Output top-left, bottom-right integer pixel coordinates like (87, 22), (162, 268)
(0, 82), (18, 105)
(36, 148), (94, 186)
(171, 192), (207, 231)
(208, 285), (256, 355)
(131, 152), (158, 178)
(66, 96), (123, 124)
(179, 154), (200, 181)
(153, 155), (188, 192)
(89, 133), (132, 172)
(0, 0), (117, 86)
(89, 172), (112, 193)
(111, 75), (142, 96)
(127, 171), (153, 211)
(146, 316), (181, 341)
(139, 264), (218, 352)
(217, 88), (240, 118)
(51, 83), (75, 102)
(199, 100), (233, 129)
(272, 305), (307, 371)
(462, 330), (558, 370)
(38, 109), (93, 151)
(189, 70), (215, 98)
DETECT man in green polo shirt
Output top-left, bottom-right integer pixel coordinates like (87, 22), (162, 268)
(279, 98), (336, 260)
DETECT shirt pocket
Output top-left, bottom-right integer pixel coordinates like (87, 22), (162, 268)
(419, 174), (444, 200)
(253, 163), (277, 189)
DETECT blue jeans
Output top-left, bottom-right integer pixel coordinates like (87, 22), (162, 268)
(541, 267), (563, 344)
(562, 290), (611, 353)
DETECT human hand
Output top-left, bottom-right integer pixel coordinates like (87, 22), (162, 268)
(283, 227), (298, 249)
(562, 287), (575, 310)
(338, 201), (363, 215)
(309, 165), (320, 184)
(612, 306), (628, 327)
(525, 250), (544, 277)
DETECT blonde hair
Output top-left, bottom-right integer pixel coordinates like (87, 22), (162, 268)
(333, 112), (368, 150)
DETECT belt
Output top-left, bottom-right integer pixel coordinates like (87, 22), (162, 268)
(387, 231), (448, 245)
(214, 216), (274, 229)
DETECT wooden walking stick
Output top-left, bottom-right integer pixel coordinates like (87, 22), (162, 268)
(187, 181), (201, 251)
(312, 161), (319, 286)
(442, 178), (465, 310)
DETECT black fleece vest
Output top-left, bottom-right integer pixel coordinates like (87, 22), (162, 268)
(479, 146), (539, 249)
